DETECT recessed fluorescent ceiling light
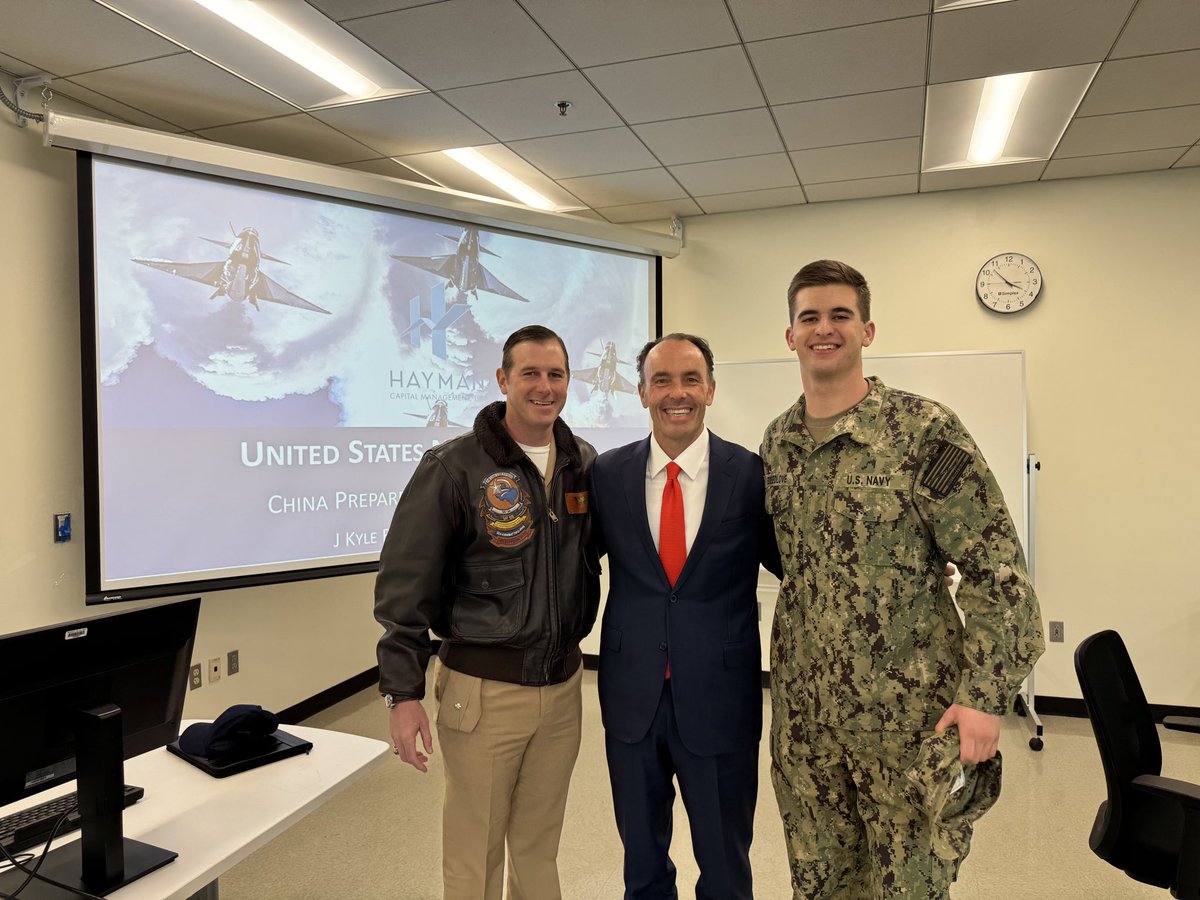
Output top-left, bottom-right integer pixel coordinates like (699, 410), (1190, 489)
(967, 72), (1030, 164)
(191, 0), (377, 98)
(443, 148), (557, 211)
(933, 0), (1019, 9)
(923, 64), (1099, 171)
(98, 0), (425, 109)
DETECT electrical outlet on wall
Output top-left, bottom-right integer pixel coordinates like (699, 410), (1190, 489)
(189, 663), (203, 690)
(227, 649), (240, 676)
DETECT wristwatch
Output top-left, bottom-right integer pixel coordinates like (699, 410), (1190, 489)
(382, 693), (400, 709)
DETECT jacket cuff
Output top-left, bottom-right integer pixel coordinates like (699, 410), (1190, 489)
(953, 677), (1013, 717)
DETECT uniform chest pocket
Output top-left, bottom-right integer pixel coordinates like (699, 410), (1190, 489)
(765, 473), (798, 517)
(828, 490), (915, 569)
(765, 473), (799, 560)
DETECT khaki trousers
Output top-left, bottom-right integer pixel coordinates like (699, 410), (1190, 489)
(435, 660), (583, 900)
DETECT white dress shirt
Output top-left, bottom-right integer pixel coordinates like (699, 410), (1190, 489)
(645, 429), (710, 555)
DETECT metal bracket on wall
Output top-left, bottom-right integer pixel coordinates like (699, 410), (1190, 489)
(10, 75), (51, 128)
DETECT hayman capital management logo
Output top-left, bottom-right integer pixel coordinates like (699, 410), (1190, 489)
(401, 282), (469, 360)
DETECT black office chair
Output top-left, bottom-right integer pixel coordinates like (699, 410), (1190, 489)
(1075, 630), (1200, 898)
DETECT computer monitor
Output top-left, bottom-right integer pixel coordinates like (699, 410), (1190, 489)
(0, 597), (200, 898)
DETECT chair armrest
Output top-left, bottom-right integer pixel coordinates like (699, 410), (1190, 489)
(1163, 716), (1200, 734)
(1133, 774), (1200, 810)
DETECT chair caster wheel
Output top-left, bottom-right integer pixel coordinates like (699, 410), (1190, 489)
(1029, 737), (1043, 751)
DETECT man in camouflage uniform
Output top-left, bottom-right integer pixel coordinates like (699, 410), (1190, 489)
(762, 259), (1044, 899)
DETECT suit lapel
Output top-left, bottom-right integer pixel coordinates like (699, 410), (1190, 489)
(619, 438), (664, 575)
(673, 433), (736, 591)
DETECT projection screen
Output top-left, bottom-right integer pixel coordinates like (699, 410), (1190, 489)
(80, 154), (658, 602)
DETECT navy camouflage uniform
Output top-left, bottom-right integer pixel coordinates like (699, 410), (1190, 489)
(762, 377), (1044, 899)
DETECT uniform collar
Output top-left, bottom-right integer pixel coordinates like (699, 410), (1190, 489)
(786, 377), (886, 448)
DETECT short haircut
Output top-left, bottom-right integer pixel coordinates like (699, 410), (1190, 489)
(786, 259), (871, 323)
(636, 332), (715, 388)
(501, 325), (570, 375)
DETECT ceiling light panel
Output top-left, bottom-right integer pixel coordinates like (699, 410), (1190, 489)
(923, 64), (1099, 171)
(933, 0), (1020, 10)
(400, 145), (586, 212)
(98, 0), (426, 109)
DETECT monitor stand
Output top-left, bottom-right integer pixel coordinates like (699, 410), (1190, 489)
(0, 705), (176, 898)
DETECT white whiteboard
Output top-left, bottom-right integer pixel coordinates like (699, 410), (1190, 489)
(708, 350), (1028, 547)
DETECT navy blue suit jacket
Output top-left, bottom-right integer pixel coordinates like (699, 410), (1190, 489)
(591, 431), (781, 757)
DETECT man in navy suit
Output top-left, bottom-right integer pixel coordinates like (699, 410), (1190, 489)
(590, 333), (781, 900)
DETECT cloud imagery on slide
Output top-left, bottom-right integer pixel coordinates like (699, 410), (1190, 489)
(86, 158), (652, 590)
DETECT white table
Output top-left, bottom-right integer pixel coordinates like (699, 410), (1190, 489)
(1, 724), (389, 900)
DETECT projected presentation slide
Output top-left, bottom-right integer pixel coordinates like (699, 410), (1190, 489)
(86, 157), (654, 595)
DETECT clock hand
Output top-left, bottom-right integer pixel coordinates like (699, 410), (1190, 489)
(997, 273), (1021, 289)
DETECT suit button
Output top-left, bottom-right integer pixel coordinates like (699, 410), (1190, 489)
(669, 594), (677, 603)
(658, 642), (668, 651)
(481, 580), (490, 589)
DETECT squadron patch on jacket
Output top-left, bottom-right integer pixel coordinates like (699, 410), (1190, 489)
(479, 471), (535, 549)
(920, 440), (972, 499)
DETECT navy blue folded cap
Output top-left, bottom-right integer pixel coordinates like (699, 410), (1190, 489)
(179, 704), (279, 757)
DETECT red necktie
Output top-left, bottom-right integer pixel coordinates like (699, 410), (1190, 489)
(659, 462), (686, 679)
(659, 462), (686, 585)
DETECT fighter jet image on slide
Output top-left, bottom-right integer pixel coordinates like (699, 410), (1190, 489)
(404, 400), (466, 428)
(574, 341), (638, 397)
(391, 227), (530, 303)
(132, 226), (332, 315)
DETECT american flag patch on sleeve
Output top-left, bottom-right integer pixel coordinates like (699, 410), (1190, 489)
(921, 440), (972, 499)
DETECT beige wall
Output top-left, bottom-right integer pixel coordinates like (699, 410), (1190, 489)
(663, 167), (1200, 706)
(1, 118), (379, 719)
(5, 106), (1199, 715)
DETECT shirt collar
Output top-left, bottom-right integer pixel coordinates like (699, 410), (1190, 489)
(648, 428), (710, 480)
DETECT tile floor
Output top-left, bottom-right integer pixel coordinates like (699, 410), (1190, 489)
(218, 669), (1200, 899)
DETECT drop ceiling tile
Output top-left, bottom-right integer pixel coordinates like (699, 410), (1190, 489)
(509, 128), (659, 179)
(1042, 147), (1187, 179)
(929, 0), (1135, 83)
(197, 114), (379, 165)
(1111, 0), (1200, 58)
(920, 160), (1046, 192)
(633, 109), (784, 165)
(596, 198), (702, 224)
(307, 0), (434, 21)
(729, 0), (930, 41)
(69, 54), (295, 132)
(1055, 105), (1200, 157)
(1077, 51), (1200, 116)
(695, 186), (807, 214)
(1176, 146), (1200, 167)
(806, 174), (919, 202)
(669, 153), (797, 195)
(343, 0), (570, 91)
(339, 157), (440, 186)
(584, 46), (765, 124)
(748, 17), (928, 105)
(557, 168), (687, 207)
(791, 137), (920, 184)
(0, 0), (180, 78)
(313, 93), (493, 157)
(0, 51), (38, 76)
(441, 71), (622, 141)
(53, 79), (187, 131)
(520, 0), (738, 66)
(775, 87), (925, 151)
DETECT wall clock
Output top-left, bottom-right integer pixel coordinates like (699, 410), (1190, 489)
(976, 252), (1043, 314)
